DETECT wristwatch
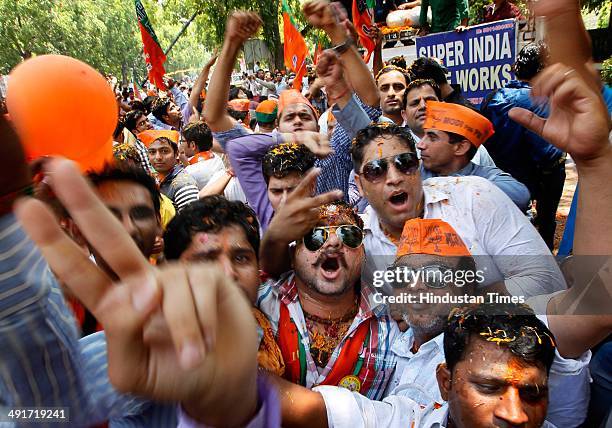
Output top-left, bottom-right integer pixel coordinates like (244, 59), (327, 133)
(332, 37), (356, 55)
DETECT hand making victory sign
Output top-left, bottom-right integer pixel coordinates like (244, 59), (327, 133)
(15, 158), (259, 426)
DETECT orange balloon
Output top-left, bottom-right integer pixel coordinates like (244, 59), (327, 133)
(6, 55), (118, 164)
(73, 138), (114, 173)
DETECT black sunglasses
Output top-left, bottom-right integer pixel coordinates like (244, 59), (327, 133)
(302, 225), (364, 252)
(360, 152), (419, 183)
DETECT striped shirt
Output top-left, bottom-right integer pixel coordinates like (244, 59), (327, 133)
(256, 272), (399, 400)
(0, 214), (90, 425)
(159, 165), (199, 211)
(134, 138), (155, 174)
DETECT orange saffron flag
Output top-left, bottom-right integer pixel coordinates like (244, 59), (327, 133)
(282, 0), (308, 91)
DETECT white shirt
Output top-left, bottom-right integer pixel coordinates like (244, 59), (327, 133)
(206, 169), (247, 203)
(361, 176), (566, 298)
(184, 153), (225, 189)
(318, 311), (584, 427)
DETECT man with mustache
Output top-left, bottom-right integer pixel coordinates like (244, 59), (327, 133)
(259, 199), (399, 398)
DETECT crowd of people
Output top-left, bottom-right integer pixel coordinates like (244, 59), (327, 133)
(1, 0), (611, 427)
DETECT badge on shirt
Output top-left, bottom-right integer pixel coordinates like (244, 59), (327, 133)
(338, 375), (361, 392)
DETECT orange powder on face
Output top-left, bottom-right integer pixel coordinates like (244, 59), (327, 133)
(504, 357), (523, 385)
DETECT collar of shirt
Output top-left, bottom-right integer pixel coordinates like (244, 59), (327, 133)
(391, 330), (444, 359)
(160, 164), (183, 185)
(362, 184), (450, 240)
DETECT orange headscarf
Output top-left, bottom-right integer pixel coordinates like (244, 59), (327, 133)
(278, 89), (318, 119)
(424, 101), (494, 147)
(137, 130), (180, 147)
(396, 218), (471, 258)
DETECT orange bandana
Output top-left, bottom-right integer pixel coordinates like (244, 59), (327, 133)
(278, 89), (318, 119)
(396, 218), (471, 258)
(189, 151), (214, 165)
(228, 98), (251, 112)
(137, 130), (180, 147)
(424, 101), (494, 147)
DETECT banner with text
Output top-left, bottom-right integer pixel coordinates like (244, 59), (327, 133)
(415, 19), (517, 105)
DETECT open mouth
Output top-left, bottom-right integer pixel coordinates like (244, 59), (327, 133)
(319, 254), (342, 280)
(389, 191), (408, 206)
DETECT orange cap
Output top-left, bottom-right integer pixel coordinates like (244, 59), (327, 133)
(424, 101), (494, 147)
(228, 98), (251, 112)
(137, 130), (180, 147)
(396, 218), (471, 258)
(278, 89), (318, 119)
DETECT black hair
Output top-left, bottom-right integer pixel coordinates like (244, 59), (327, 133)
(113, 118), (125, 140)
(409, 57), (449, 85)
(375, 65), (410, 85)
(403, 79), (442, 107)
(143, 95), (157, 114)
(228, 87), (245, 101)
(514, 41), (549, 81)
(387, 55), (407, 70)
(447, 132), (478, 160)
(152, 97), (172, 121)
(88, 164), (161, 216)
(444, 303), (556, 373)
(262, 143), (316, 183)
(130, 100), (145, 112)
(182, 121), (212, 152)
(163, 196), (260, 260)
(351, 123), (417, 171)
(124, 110), (146, 133)
(228, 108), (248, 122)
(152, 136), (178, 154)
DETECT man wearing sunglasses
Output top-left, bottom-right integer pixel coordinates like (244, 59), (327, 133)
(351, 122), (565, 299)
(272, 218), (590, 427)
(258, 201), (399, 399)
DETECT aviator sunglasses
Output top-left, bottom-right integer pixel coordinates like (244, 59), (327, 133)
(360, 152), (419, 183)
(302, 225), (364, 252)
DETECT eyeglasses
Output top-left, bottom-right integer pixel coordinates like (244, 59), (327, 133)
(388, 264), (454, 289)
(360, 152), (419, 183)
(302, 225), (364, 252)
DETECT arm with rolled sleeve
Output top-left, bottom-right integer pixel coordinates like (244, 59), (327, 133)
(315, 385), (444, 428)
(226, 132), (278, 231)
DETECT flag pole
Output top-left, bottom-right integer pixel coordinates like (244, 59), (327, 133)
(140, 9), (200, 88)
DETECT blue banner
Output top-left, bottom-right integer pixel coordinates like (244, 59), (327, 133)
(415, 19), (517, 106)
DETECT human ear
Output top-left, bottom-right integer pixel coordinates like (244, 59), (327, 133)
(436, 362), (452, 401)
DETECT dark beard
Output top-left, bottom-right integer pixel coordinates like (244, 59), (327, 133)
(294, 268), (355, 297)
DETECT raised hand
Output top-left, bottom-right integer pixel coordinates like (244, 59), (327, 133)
(15, 159), (259, 426)
(265, 168), (343, 245)
(225, 11), (263, 46)
(281, 131), (334, 158)
(302, 0), (338, 30)
(508, 64), (611, 165)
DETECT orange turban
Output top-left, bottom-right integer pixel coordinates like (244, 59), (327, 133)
(228, 98), (251, 112)
(137, 130), (180, 147)
(424, 101), (494, 147)
(396, 218), (471, 258)
(278, 89), (318, 119)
